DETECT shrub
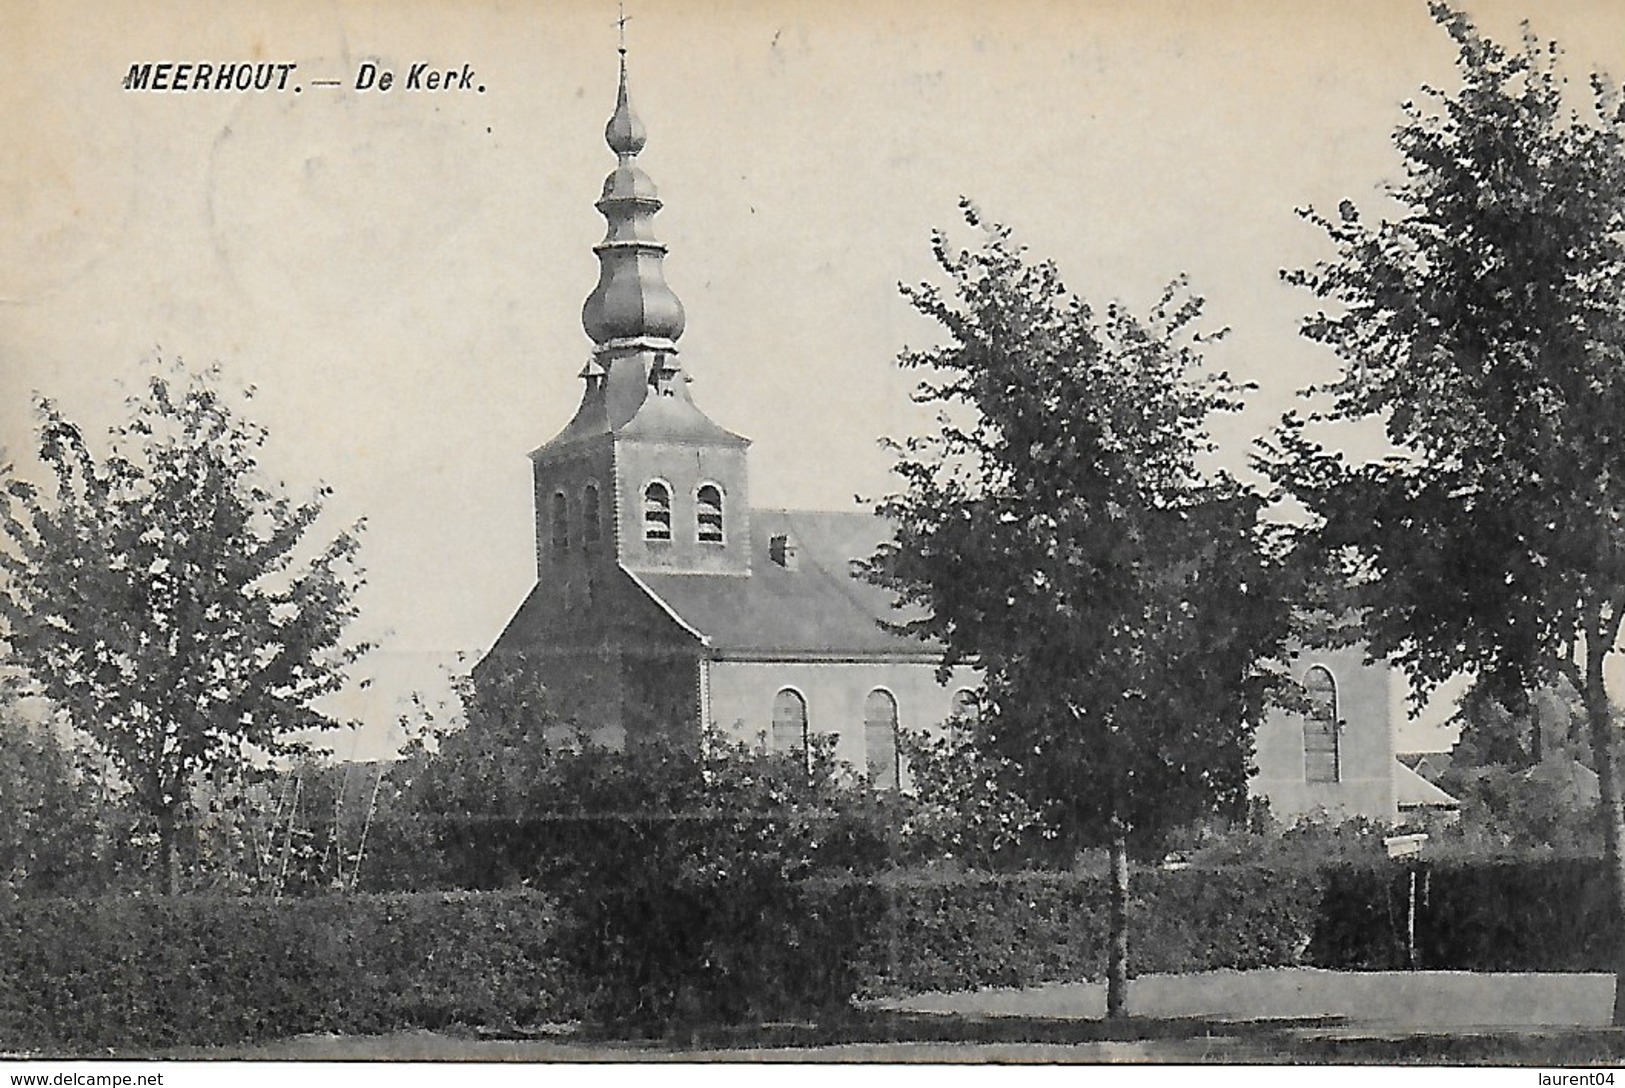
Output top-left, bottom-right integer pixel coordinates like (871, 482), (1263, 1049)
(0, 891), (569, 1054)
(895, 727), (1054, 869)
(830, 872), (1107, 995)
(834, 856), (1618, 995)
(824, 864), (1325, 997)
(1133, 866), (1324, 972)
(0, 714), (104, 897)
(1306, 861), (1410, 969)
(1419, 857), (1620, 970)
(531, 736), (887, 1029)
(1306, 855), (1625, 972)
(375, 693), (905, 1029)
(9, 855), (1621, 1052)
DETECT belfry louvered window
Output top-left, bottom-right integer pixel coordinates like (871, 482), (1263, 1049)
(1303, 665), (1340, 784)
(643, 482), (671, 541)
(696, 484), (724, 543)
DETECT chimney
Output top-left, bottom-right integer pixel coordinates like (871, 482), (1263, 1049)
(769, 533), (799, 571)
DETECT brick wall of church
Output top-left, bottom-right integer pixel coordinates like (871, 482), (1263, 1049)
(708, 650), (1396, 823)
(481, 561), (703, 747)
(614, 438), (751, 576)
(706, 658), (980, 776)
(531, 446), (618, 579)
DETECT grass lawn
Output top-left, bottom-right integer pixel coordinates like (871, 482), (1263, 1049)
(162, 968), (1625, 1063)
(873, 967), (1618, 1030)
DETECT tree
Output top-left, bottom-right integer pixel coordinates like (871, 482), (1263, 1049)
(379, 658), (894, 1026)
(0, 680), (105, 896)
(1448, 676), (1588, 771)
(0, 362), (368, 894)
(868, 203), (1293, 1016)
(1257, 4), (1625, 1020)
(895, 725), (1053, 870)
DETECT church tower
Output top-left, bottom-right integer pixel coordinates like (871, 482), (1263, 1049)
(483, 48), (753, 742)
(529, 49), (750, 591)
(486, 38), (1404, 817)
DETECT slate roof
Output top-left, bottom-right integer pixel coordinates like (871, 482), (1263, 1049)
(632, 508), (936, 660)
(1394, 759), (1462, 810)
(1524, 756), (1600, 807)
(1396, 751), (1453, 784)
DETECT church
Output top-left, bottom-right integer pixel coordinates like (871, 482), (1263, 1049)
(484, 53), (1420, 820)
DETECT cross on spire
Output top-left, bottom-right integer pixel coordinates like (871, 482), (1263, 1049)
(616, 1), (631, 56)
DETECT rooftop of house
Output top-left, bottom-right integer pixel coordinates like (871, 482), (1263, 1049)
(1395, 758), (1462, 810)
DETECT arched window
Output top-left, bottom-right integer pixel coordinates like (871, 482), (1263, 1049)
(696, 484), (724, 543)
(1303, 665), (1340, 784)
(551, 491), (569, 550)
(949, 688), (979, 745)
(582, 484), (601, 545)
(643, 481), (671, 542)
(864, 689), (900, 789)
(771, 688), (808, 756)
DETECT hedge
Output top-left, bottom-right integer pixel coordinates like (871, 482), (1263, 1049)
(557, 864), (878, 1030)
(1311, 856), (1622, 972)
(0, 891), (572, 1053)
(825, 865), (1326, 996)
(4, 857), (1620, 1053)
(835, 858), (1624, 995)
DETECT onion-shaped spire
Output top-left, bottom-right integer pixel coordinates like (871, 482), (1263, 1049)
(581, 52), (686, 347)
(605, 54), (646, 156)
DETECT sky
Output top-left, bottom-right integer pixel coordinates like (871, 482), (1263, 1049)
(4, 0), (1624, 759)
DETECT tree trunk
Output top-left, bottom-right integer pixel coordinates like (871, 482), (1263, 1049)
(1531, 688), (1544, 765)
(156, 807), (180, 896)
(1582, 634), (1625, 1026)
(1107, 819), (1130, 1019)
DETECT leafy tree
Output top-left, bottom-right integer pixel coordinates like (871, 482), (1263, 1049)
(868, 204), (1293, 1016)
(1449, 677), (1588, 771)
(0, 683), (104, 896)
(1434, 762), (1603, 854)
(378, 658), (895, 1026)
(0, 362), (368, 894)
(385, 656), (895, 889)
(1257, 4), (1625, 1019)
(896, 725), (1053, 870)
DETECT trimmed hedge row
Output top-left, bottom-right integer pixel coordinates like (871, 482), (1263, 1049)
(837, 857), (1623, 995)
(0, 891), (572, 1053)
(3, 857), (1619, 1052)
(1420, 857), (1620, 971)
(1312, 856), (1621, 972)
(558, 866), (878, 1029)
(828, 866), (1325, 996)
